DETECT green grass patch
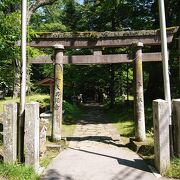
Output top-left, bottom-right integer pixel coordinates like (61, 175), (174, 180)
(62, 101), (82, 137)
(0, 163), (39, 180)
(63, 100), (82, 124)
(0, 94), (50, 113)
(114, 120), (135, 137)
(166, 158), (180, 179)
(40, 149), (59, 168)
(43, 101), (82, 138)
(62, 124), (76, 137)
(106, 109), (135, 138)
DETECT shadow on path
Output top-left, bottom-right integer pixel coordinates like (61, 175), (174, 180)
(42, 169), (75, 180)
(69, 147), (151, 173)
(67, 136), (126, 148)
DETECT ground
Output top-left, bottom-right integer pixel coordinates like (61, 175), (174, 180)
(42, 103), (171, 180)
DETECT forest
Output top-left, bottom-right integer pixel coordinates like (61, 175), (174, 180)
(0, 0), (179, 105)
(0, 1), (180, 179)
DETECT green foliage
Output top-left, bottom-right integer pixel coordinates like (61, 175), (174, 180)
(40, 149), (59, 168)
(166, 158), (180, 178)
(0, 163), (39, 180)
(63, 100), (82, 122)
(106, 108), (135, 137)
(0, 94), (50, 113)
(0, 11), (21, 89)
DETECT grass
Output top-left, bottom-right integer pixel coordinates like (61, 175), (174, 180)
(106, 106), (134, 136)
(166, 158), (180, 179)
(62, 124), (76, 137)
(40, 149), (60, 168)
(0, 95), (81, 138)
(0, 163), (40, 180)
(0, 94), (50, 113)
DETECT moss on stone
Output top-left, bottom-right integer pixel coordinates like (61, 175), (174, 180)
(33, 26), (179, 39)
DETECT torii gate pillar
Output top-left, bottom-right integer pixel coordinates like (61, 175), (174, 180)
(133, 42), (146, 142)
(52, 44), (64, 141)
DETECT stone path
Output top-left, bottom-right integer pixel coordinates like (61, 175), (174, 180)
(42, 103), (171, 180)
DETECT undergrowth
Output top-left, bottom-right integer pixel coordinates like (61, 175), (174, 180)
(0, 163), (39, 180)
(166, 158), (180, 179)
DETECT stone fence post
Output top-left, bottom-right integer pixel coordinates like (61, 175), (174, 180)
(3, 103), (17, 163)
(24, 102), (39, 171)
(172, 99), (180, 157)
(153, 99), (170, 174)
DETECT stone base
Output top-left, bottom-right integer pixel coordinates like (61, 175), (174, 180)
(129, 138), (148, 152)
(46, 144), (61, 152)
(52, 134), (61, 142)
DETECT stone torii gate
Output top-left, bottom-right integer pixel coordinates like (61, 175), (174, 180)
(30, 27), (178, 142)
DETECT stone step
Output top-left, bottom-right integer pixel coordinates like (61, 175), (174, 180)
(46, 144), (61, 151)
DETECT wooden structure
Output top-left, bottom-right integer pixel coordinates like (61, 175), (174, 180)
(30, 27), (179, 141)
(36, 78), (54, 112)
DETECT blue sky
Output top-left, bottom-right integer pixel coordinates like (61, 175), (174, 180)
(78, 0), (84, 4)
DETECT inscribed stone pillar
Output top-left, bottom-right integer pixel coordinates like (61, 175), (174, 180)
(52, 44), (64, 141)
(133, 42), (146, 142)
(24, 102), (39, 171)
(172, 99), (180, 157)
(178, 36), (180, 82)
(3, 103), (17, 163)
(153, 99), (170, 174)
(50, 83), (54, 112)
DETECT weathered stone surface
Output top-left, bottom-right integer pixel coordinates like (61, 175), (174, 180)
(46, 144), (61, 151)
(24, 102), (39, 170)
(3, 103), (17, 163)
(153, 99), (170, 174)
(0, 113), (3, 123)
(134, 43), (146, 142)
(52, 45), (64, 141)
(40, 125), (47, 157)
(172, 99), (180, 157)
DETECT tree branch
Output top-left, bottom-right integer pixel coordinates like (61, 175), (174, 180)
(28, 0), (58, 24)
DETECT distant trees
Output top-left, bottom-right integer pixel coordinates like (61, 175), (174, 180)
(0, 0), (179, 101)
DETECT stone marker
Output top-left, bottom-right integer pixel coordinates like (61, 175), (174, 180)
(40, 125), (47, 157)
(153, 99), (170, 174)
(24, 102), (39, 171)
(3, 103), (17, 163)
(172, 99), (180, 157)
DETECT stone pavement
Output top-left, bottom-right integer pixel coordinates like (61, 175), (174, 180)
(42, 103), (171, 180)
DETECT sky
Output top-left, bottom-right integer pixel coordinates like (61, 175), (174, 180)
(78, 0), (84, 4)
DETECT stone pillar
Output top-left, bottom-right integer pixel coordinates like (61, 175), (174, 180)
(133, 42), (146, 142)
(3, 103), (17, 163)
(172, 99), (180, 157)
(24, 102), (39, 171)
(50, 83), (54, 112)
(178, 36), (180, 82)
(52, 44), (64, 141)
(153, 99), (170, 174)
